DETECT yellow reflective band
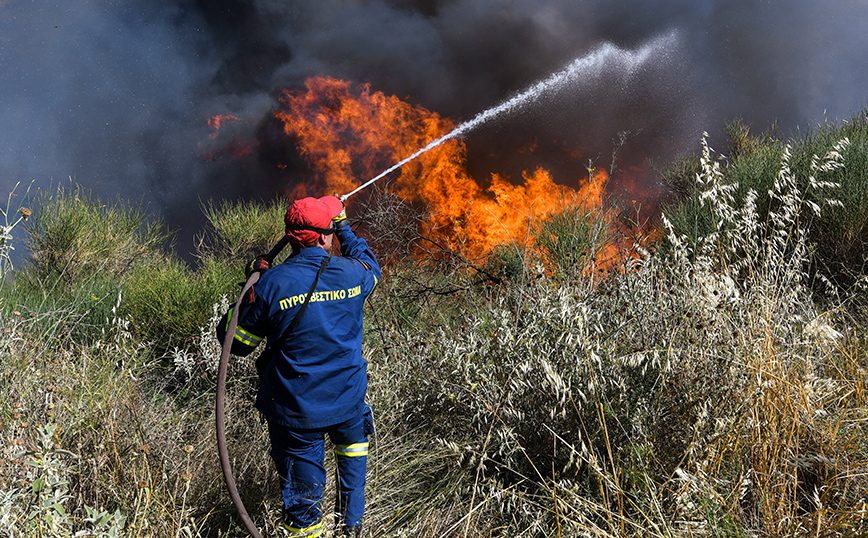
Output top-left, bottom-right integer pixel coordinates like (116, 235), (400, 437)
(334, 442), (369, 457)
(224, 307), (234, 333)
(282, 520), (324, 538)
(233, 326), (262, 347)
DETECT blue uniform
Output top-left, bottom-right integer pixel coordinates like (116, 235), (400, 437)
(218, 225), (380, 534)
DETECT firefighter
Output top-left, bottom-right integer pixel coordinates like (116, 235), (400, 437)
(217, 195), (380, 538)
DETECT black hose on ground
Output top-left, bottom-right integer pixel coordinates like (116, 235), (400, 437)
(216, 236), (289, 538)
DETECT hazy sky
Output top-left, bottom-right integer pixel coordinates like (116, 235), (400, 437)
(2, 0), (867, 256)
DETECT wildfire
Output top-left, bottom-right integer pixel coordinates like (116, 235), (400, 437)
(272, 76), (633, 268)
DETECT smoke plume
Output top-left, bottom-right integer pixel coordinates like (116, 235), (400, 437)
(2, 0), (866, 257)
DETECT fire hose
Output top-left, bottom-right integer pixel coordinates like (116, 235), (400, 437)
(216, 235), (287, 538)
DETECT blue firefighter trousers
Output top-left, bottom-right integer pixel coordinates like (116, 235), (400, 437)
(266, 406), (372, 534)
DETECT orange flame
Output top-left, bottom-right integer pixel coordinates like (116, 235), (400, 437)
(274, 76), (641, 271)
(199, 114), (256, 161)
(207, 114), (241, 131)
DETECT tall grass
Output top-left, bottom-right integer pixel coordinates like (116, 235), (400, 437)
(793, 111), (868, 282)
(657, 134), (865, 536)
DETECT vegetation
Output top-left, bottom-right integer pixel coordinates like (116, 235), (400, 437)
(661, 112), (868, 290)
(2, 108), (868, 537)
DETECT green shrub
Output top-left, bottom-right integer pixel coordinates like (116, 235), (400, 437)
(121, 255), (236, 354)
(655, 152), (702, 200)
(532, 204), (603, 280)
(197, 198), (288, 264)
(482, 243), (527, 282)
(24, 184), (171, 284)
(7, 185), (175, 347)
(12, 188), (274, 354)
(792, 111), (868, 281)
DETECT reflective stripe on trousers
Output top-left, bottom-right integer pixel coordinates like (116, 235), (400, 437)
(282, 520), (324, 538)
(334, 442), (369, 457)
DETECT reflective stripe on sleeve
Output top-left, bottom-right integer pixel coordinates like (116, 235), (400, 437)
(334, 442), (369, 457)
(282, 520), (324, 538)
(233, 326), (263, 348)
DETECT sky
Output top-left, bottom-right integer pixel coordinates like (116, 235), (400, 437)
(2, 0), (867, 258)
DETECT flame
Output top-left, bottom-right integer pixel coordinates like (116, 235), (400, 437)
(207, 114), (242, 131)
(274, 76), (640, 271)
(199, 114), (256, 161)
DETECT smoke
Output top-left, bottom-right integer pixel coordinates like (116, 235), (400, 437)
(2, 0), (867, 257)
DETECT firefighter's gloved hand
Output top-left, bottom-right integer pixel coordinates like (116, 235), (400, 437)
(332, 204), (348, 228)
(245, 255), (272, 279)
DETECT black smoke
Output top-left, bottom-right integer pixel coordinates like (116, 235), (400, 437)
(2, 0), (867, 258)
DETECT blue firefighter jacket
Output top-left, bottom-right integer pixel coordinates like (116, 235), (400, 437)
(218, 226), (380, 429)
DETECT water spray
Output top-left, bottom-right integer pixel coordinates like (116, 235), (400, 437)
(339, 32), (675, 202)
